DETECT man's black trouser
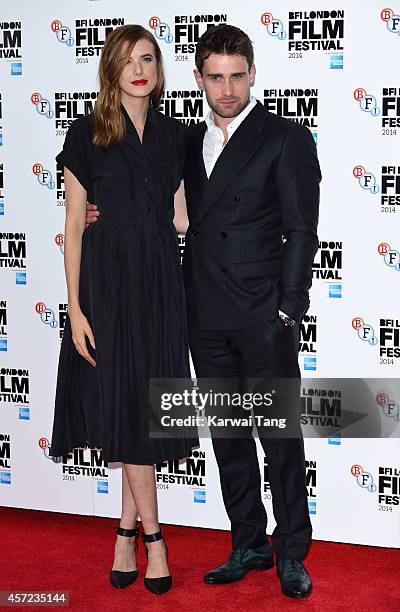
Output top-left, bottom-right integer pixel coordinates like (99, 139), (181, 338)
(189, 317), (312, 561)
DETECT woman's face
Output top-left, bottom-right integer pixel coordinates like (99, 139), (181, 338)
(119, 38), (158, 102)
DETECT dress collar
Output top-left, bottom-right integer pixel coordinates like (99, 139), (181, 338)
(120, 102), (156, 144)
(120, 101), (156, 128)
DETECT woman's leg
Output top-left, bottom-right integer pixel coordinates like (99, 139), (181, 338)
(124, 463), (169, 578)
(112, 464), (139, 572)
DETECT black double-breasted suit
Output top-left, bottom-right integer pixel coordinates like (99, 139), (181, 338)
(182, 100), (321, 560)
(183, 100), (320, 330)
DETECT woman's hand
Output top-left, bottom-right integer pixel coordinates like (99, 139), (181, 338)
(85, 202), (100, 228)
(69, 310), (96, 367)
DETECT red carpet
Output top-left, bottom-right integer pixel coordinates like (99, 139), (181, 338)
(1, 507), (399, 611)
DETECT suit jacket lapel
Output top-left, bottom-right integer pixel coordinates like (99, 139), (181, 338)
(194, 101), (269, 226)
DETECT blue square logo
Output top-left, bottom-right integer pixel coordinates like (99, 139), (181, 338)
(11, 63), (22, 76)
(304, 357), (316, 371)
(330, 54), (343, 69)
(0, 202), (4, 215)
(0, 339), (7, 351)
(16, 272), (26, 285)
(19, 406), (30, 420)
(308, 500), (316, 514)
(97, 480), (108, 494)
(329, 284), (342, 298)
(194, 490), (206, 503)
(328, 431), (341, 445)
(0, 471), (11, 485)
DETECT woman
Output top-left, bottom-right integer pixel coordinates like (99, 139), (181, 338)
(49, 24), (196, 596)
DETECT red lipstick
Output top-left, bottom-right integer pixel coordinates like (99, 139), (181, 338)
(131, 79), (148, 86)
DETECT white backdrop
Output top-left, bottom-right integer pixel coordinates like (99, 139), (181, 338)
(0, 1), (399, 548)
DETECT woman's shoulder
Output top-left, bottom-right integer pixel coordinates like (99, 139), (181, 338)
(66, 113), (95, 140)
(152, 108), (186, 134)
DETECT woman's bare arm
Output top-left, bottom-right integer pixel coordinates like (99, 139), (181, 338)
(64, 167), (96, 366)
(173, 180), (189, 235)
(64, 168), (86, 314)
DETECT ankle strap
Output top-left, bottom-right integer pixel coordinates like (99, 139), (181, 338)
(116, 525), (139, 537)
(141, 528), (163, 543)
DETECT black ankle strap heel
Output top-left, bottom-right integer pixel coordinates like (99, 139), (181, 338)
(117, 525), (140, 554)
(117, 525), (139, 538)
(109, 523), (140, 589)
(142, 528), (164, 545)
(142, 529), (172, 595)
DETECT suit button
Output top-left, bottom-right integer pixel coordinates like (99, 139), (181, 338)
(191, 230), (198, 237)
(220, 231), (227, 238)
(146, 206), (151, 211)
(220, 267), (227, 273)
(233, 194), (240, 202)
(144, 177), (149, 183)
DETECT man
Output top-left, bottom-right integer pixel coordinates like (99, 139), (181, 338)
(183, 25), (320, 598)
(86, 24), (321, 599)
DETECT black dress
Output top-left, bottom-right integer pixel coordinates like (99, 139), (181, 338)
(50, 105), (196, 464)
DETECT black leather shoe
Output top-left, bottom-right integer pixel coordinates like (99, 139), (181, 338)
(204, 543), (274, 584)
(276, 559), (312, 598)
(142, 528), (172, 595)
(109, 525), (139, 589)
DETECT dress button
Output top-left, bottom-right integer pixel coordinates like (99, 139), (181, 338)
(144, 177), (149, 183)
(220, 267), (227, 273)
(191, 230), (198, 237)
(220, 231), (227, 238)
(233, 194), (240, 202)
(146, 206), (151, 211)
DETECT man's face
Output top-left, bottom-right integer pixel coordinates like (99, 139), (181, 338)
(194, 53), (255, 119)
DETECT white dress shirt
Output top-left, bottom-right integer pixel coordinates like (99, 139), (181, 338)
(203, 96), (257, 178)
(202, 96), (292, 324)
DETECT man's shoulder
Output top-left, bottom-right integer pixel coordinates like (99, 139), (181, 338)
(265, 109), (311, 141)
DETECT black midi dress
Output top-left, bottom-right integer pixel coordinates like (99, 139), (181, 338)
(49, 105), (196, 464)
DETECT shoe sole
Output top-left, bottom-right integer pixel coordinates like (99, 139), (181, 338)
(204, 558), (274, 584)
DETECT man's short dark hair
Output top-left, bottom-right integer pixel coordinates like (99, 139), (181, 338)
(195, 24), (254, 74)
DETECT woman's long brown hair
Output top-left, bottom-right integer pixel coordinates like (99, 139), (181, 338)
(93, 24), (165, 147)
